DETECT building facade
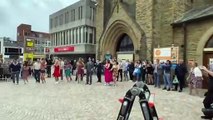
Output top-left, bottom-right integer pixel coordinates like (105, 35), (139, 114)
(96, 0), (213, 61)
(49, 0), (96, 61)
(96, 0), (213, 88)
(0, 37), (23, 62)
(17, 24), (50, 61)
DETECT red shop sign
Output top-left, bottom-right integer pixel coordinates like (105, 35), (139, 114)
(54, 46), (74, 52)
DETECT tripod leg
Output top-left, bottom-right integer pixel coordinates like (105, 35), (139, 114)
(117, 91), (135, 120)
(139, 100), (153, 120)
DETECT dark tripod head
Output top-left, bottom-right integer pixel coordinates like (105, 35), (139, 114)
(117, 81), (159, 120)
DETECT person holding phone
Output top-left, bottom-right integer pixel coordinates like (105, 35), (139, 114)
(200, 66), (213, 109)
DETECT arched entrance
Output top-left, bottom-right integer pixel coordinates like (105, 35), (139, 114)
(99, 20), (146, 61)
(203, 35), (213, 88)
(116, 34), (134, 61)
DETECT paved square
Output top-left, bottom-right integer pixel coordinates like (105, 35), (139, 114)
(0, 77), (204, 120)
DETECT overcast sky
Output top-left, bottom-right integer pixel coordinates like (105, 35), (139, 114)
(0, 0), (79, 40)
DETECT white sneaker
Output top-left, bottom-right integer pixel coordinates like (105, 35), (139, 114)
(55, 81), (59, 84)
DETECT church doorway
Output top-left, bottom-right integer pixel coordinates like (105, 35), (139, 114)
(116, 34), (134, 61)
(203, 35), (213, 88)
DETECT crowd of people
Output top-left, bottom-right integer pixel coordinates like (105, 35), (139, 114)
(2, 56), (213, 116)
(1, 56), (212, 96)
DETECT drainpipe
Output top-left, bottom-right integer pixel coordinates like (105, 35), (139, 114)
(183, 23), (187, 65)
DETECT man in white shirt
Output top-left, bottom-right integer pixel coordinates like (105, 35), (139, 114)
(60, 59), (65, 80)
(33, 59), (41, 83)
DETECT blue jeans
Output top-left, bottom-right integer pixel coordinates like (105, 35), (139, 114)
(123, 70), (128, 80)
(135, 73), (141, 81)
(154, 73), (160, 87)
(163, 73), (172, 89)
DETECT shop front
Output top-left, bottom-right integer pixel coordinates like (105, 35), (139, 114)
(51, 44), (96, 61)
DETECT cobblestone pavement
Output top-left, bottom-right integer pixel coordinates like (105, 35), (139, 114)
(0, 76), (205, 120)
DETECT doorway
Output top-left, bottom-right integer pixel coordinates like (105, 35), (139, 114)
(116, 34), (134, 61)
(203, 52), (213, 89)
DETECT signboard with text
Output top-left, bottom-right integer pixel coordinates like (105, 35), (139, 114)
(54, 46), (74, 53)
(153, 47), (179, 63)
(25, 38), (35, 53)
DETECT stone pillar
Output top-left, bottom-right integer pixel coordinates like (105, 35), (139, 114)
(81, 27), (84, 44)
(136, 0), (154, 60)
(71, 29), (73, 44)
(95, 0), (104, 59)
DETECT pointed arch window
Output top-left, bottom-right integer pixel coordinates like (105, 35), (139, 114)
(205, 35), (213, 48)
(116, 34), (134, 52)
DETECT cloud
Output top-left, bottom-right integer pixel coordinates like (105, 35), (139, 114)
(0, 0), (79, 40)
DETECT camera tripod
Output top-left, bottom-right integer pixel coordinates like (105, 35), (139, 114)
(117, 82), (159, 120)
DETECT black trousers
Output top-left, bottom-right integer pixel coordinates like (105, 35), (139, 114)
(117, 69), (123, 81)
(47, 66), (51, 77)
(34, 70), (40, 83)
(203, 91), (213, 108)
(129, 71), (134, 81)
(60, 69), (63, 80)
(97, 71), (101, 82)
(177, 75), (185, 90)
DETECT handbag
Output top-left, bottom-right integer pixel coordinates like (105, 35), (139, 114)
(173, 75), (179, 84)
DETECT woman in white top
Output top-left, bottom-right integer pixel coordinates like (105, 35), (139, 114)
(188, 61), (203, 95)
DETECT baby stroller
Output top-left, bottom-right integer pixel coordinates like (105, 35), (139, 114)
(201, 91), (213, 119)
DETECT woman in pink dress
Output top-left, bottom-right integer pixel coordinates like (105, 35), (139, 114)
(76, 58), (85, 83)
(53, 60), (61, 84)
(104, 60), (113, 85)
(22, 61), (29, 84)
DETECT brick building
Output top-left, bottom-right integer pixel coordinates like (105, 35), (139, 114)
(17, 24), (50, 60)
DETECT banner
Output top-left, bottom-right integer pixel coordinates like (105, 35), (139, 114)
(153, 47), (179, 63)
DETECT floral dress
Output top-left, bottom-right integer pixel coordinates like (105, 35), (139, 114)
(189, 68), (203, 88)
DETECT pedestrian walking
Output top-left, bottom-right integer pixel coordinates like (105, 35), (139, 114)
(104, 60), (113, 86)
(64, 60), (72, 82)
(123, 60), (129, 81)
(9, 60), (21, 85)
(96, 60), (102, 83)
(33, 59), (41, 83)
(40, 58), (46, 83)
(188, 61), (203, 95)
(146, 61), (154, 85)
(133, 61), (142, 82)
(76, 58), (84, 83)
(162, 60), (172, 91)
(46, 58), (53, 78)
(59, 59), (65, 81)
(128, 61), (134, 81)
(85, 58), (94, 85)
(112, 61), (119, 86)
(22, 61), (30, 84)
(153, 59), (161, 88)
(175, 59), (187, 92)
(117, 60), (124, 82)
(53, 60), (61, 84)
